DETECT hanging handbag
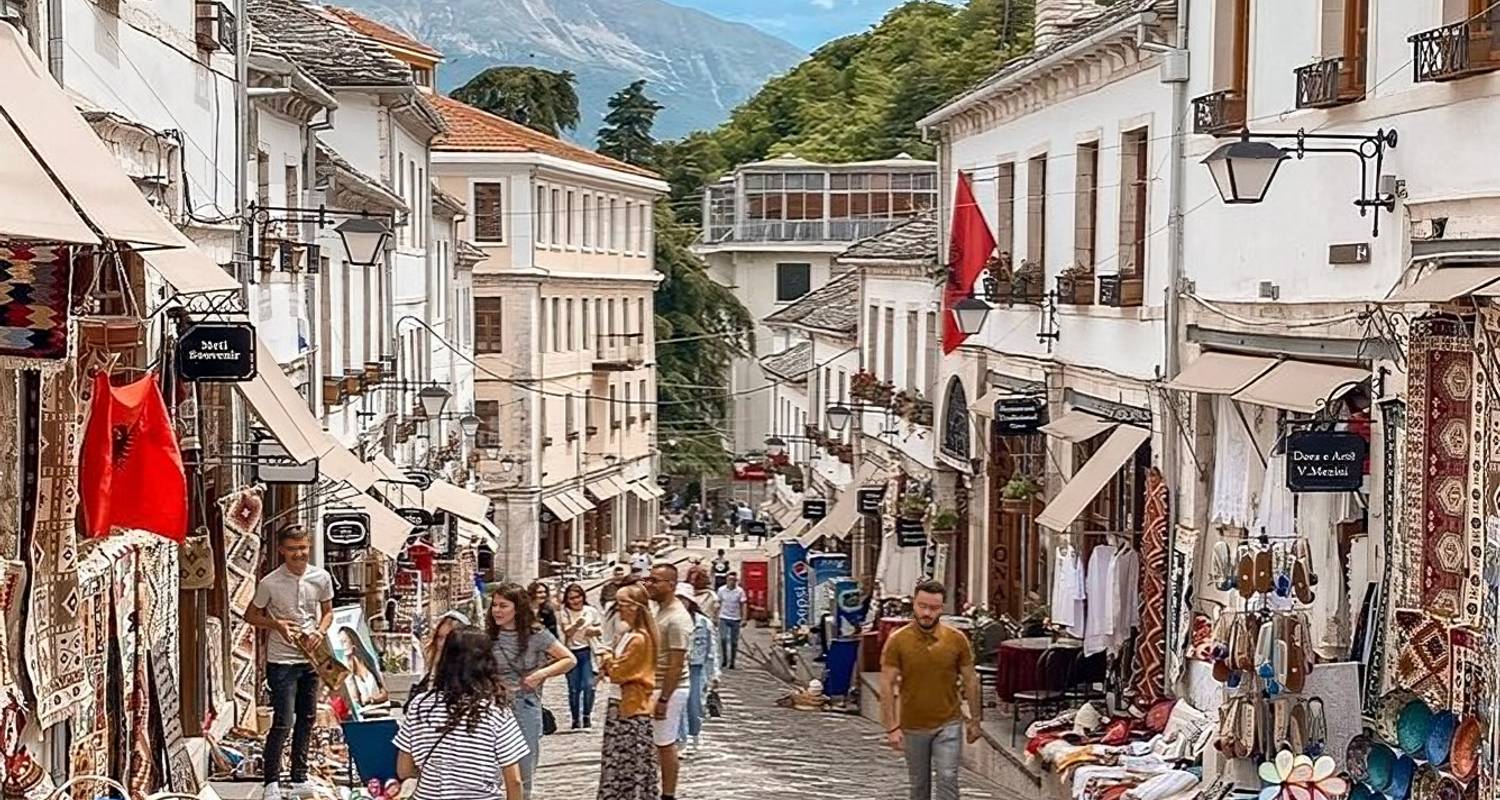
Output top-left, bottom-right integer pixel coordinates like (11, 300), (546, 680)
(542, 706), (558, 735)
(179, 527), (215, 590)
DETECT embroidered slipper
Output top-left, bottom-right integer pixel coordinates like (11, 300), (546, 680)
(1293, 539), (1316, 604)
(1254, 545), (1274, 595)
(1273, 698), (1292, 753)
(1255, 614), (1275, 681)
(1237, 544), (1256, 599)
(1288, 699), (1308, 756)
(1215, 696), (1240, 754)
(1213, 618), (1233, 684)
(1236, 613), (1261, 672)
(1285, 615), (1308, 693)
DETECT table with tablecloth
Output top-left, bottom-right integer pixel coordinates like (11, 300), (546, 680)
(992, 637), (1082, 702)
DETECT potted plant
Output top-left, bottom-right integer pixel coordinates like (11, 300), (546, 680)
(851, 369), (880, 402)
(1056, 263), (1095, 305)
(1000, 474), (1043, 515)
(1013, 258), (1044, 304)
(929, 507), (959, 534)
(899, 491), (928, 521)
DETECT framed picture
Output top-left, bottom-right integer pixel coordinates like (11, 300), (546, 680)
(328, 605), (390, 720)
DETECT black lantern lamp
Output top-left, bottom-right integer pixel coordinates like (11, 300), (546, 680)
(825, 404), (853, 432)
(951, 295), (993, 336)
(335, 216), (392, 266)
(417, 385), (451, 419)
(1203, 134), (1288, 204)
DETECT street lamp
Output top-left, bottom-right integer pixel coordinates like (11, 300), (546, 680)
(825, 404), (853, 432)
(1202, 133), (1287, 205)
(458, 413), (482, 438)
(418, 385), (451, 419)
(764, 436), (787, 457)
(951, 295), (993, 336)
(335, 216), (392, 266)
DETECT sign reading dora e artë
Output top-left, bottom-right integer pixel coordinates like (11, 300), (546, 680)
(177, 322), (257, 382)
(1285, 430), (1367, 492)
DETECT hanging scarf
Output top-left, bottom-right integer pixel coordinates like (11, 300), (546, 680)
(80, 372), (187, 541)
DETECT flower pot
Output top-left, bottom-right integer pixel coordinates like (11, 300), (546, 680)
(79, 316), (143, 356)
(1056, 275), (1094, 305)
(1001, 496), (1041, 516)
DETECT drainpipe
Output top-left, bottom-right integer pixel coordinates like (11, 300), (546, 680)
(234, 0), (251, 494)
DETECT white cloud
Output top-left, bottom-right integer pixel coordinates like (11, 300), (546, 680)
(810, 0), (835, 9)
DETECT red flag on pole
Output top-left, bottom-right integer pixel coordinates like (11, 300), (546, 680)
(942, 172), (997, 354)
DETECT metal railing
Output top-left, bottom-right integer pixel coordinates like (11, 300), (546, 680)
(1295, 57), (1348, 108)
(699, 217), (919, 245)
(1410, 18), (1495, 82)
(1191, 89), (1246, 135)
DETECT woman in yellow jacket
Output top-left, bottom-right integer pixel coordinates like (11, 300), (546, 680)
(595, 582), (659, 800)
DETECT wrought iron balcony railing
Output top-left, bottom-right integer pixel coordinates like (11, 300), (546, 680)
(1191, 89), (1247, 136)
(1295, 56), (1365, 109)
(1411, 18), (1500, 82)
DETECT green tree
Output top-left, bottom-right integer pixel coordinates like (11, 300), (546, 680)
(597, 80), (664, 167)
(450, 66), (580, 137)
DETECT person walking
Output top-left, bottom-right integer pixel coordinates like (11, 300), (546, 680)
(599, 565), (628, 610)
(676, 588), (719, 754)
(244, 525), (334, 800)
(735, 501), (753, 541)
(645, 563), (693, 800)
(687, 566), (719, 624)
(716, 571), (748, 670)
(710, 549), (731, 590)
(879, 580), (983, 800)
(488, 582), (577, 796)
(395, 626), (529, 799)
(410, 610), (469, 700)
(559, 583), (603, 729)
(529, 580), (560, 638)
(595, 583), (659, 800)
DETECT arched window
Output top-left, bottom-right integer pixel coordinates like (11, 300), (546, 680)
(940, 376), (970, 460)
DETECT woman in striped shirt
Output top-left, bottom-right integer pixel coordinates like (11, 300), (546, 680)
(395, 626), (529, 799)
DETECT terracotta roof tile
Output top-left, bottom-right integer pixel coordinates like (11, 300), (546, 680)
(431, 95), (661, 180)
(322, 6), (442, 61)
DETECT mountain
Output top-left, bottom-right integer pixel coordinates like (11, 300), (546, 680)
(331, 0), (806, 140)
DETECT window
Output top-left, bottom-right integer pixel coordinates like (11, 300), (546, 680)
(606, 298), (616, 340)
(609, 198), (619, 250)
(475, 297), (504, 353)
(639, 378), (648, 419)
(994, 162), (1015, 263)
(623, 200), (633, 254)
(636, 203), (648, 253)
(362, 265), (373, 362)
(474, 182), (504, 243)
(924, 311), (938, 392)
(594, 298), (604, 352)
(582, 298), (592, 350)
(538, 299), (548, 354)
(409, 161), (418, 246)
(475, 400), (499, 443)
(565, 299), (575, 351)
(565, 394), (576, 440)
(596, 195), (606, 250)
(551, 297), (561, 352)
(609, 385), (619, 429)
(636, 298), (646, 343)
(1026, 154), (1047, 267)
(540, 396), (549, 446)
(905, 310), (919, 392)
(625, 382), (634, 426)
(641, 204), (651, 253)
(583, 194), (593, 247)
(549, 188), (561, 245)
(1074, 141), (1098, 271)
(1205, 0), (1251, 101)
(828, 172), (935, 220)
(773, 262), (812, 303)
(535, 185), (546, 243)
(411, 66), (432, 88)
(1119, 128), (1150, 276)
(566, 190), (576, 246)
(882, 307), (895, 381)
(584, 389), (594, 432)
(865, 305), (879, 368)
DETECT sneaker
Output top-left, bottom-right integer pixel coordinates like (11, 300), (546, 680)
(262, 785), (284, 800)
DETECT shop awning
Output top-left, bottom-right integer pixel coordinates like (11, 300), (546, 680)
(1035, 424), (1152, 532)
(236, 339), (330, 465)
(424, 479), (491, 524)
(1382, 266), (1500, 304)
(1230, 359), (1370, 414)
(328, 482), (414, 558)
(1039, 409), (1116, 443)
(542, 493), (584, 522)
(772, 501), (803, 529)
(370, 454), (423, 508)
(141, 227), (244, 295)
(969, 387), (1004, 416)
(318, 446), (379, 492)
(627, 479), (665, 501)
(585, 474), (630, 501)
(0, 24), (181, 248)
(0, 119), (99, 244)
(800, 462), (884, 545)
(457, 518), (500, 549)
(1167, 352), (1278, 395)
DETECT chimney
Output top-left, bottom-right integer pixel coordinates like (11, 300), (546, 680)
(1034, 0), (1096, 50)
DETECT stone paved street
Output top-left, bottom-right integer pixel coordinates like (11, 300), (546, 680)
(531, 647), (1023, 799)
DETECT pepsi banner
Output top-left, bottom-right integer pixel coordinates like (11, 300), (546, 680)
(810, 552), (851, 588)
(782, 540), (810, 631)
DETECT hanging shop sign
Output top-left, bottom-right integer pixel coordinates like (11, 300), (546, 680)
(896, 517), (927, 547)
(404, 470), (434, 490)
(745, 520), (768, 537)
(857, 486), (886, 515)
(177, 322), (257, 382)
(993, 395), (1046, 435)
(396, 507), (434, 528)
(802, 498), (827, 521)
(1286, 430), (1368, 492)
(253, 440), (319, 484)
(324, 511), (371, 549)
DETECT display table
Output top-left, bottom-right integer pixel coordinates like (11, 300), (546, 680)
(994, 637), (1081, 703)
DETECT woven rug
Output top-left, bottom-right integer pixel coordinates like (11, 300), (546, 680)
(0, 244), (74, 370)
(68, 545), (115, 798)
(22, 360), (87, 730)
(0, 371), (19, 560)
(1130, 467), (1169, 705)
(1393, 609), (1451, 708)
(1402, 319), (1477, 619)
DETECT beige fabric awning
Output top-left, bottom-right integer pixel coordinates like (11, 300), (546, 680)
(1035, 425), (1152, 532)
(0, 23), (181, 248)
(781, 517), (811, 541)
(235, 339), (328, 465)
(626, 481), (656, 502)
(1167, 352), (1278, 395)
(1230, 360), (1370, 414)
(1039, 410), (1116, 443)
(425, 479), (491, 523)
(543, 493), (585, 522)
(970, 387), (1004, 416)
(142, 227), (243, 295)
(1383, 267), (1500, 304)
(370, 454), (424, 508)
(634, 479), (666, 500)
(319, 446), (378, 492)
(457, 519), (500, 549)
(800, 462), (883, 545)
(328, 483), (414, 558)
(0, 119), (98, 244)
(585, 474), (630, 501)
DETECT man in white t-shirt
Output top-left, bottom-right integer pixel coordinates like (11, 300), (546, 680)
(244, 526), (335, 800)
(630, 544), (652, 575)
(647, 563), (693, 800)
(716, 572), (748, 670)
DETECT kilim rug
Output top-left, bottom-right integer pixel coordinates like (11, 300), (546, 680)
(1401, 318), (1477, 619)
(0, 560), (22, 699)
(1166, 524), (1196, 690)
(69, 545), (115, 798)
(1393, 609), (1451, 709)
(22, 358), (87, 730)
(1129, 467), (1169, 705)
(0, 371), (19, 560)
(0, 244), (75, 370)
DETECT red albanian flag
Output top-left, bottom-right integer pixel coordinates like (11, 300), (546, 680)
(80, 371), (188, 541)
(941, 171), (998, 354)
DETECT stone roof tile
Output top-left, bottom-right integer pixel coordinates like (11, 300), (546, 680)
(759, 341), (813, 382)
(764, 272), (859, 335)
(839, 215), (936, 262)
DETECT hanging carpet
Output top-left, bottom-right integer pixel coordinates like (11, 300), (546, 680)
(0, 244), (75, 370)
(1130, 467), (1170, 706)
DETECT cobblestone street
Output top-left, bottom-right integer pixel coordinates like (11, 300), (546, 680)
(531, 650), (1020, 799)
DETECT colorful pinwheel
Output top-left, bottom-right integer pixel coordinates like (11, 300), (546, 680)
(1258, 750), (1350, 800)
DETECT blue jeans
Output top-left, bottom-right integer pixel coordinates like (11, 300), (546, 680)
(719, 618), (742, 668)
(678, 663), (705, 742)
(264, 663), (319, 785)
(566, 647), (595, 725)
(903, 721), (962, 800)
(512, 693), (543, 794)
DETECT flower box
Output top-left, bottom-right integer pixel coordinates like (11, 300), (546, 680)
(1056, 274), (1095, 305)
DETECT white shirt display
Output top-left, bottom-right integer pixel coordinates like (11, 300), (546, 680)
(1106, 546), (1140, 655)
(1051, 547), (1086, 637)
(1083, 545), (1117, 655)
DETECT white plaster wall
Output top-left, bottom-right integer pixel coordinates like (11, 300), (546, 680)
(318, 94), (383, 179)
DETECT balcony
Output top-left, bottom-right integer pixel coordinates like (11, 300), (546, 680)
(1411, 18), (1500, 82)
(1295, 57), (1365, 109)
(593, 334), (646, 372)
(1191, 89), (1247, 136)
(701, 217), (921, 246)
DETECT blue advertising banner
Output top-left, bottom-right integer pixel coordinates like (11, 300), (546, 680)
(831, 577), (864, 638)
(809, 553), (851, 588)
(782, 540), (810, 631)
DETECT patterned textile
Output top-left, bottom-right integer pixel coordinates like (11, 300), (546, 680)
(0, 371), (19, 560)
(596, 699), (659, 800)
(1129, 467), (1169, 706)
(219, 485), (264, 538)
(69, 548), (114, 798)
(1166, 525), (1196, 690)
(0, 560), (23, 697)
(22, 362), (88, 730)
(0, 245), (74, 370)
(1401, 319), (1478, 619)
(1365, 401), (1406, 717)
(1393, 609), (1450, 708)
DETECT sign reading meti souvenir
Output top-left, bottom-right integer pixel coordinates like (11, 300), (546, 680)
(1285, 430), (1367, 492)
(177, 322), (257, 382)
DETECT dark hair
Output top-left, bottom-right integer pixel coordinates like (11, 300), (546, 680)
(913, 580), (947, 599)
(337, 626), (382, 679)
(563, 582), (588, 606)
(528, 580), (551, 598)
(487, 582), (538, 655)
(277, 524), (311, 544)
(652, 562), (679, 581)
(426, 626), (510, 733)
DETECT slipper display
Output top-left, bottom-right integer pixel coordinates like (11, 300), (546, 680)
(1397, 697), (1435, 756)
(1213, 541), (1235, 591)
(1345, 733), (1371, 783)
(1426, 710), (1458, 766)
(1448, 715), (1481, 783)
(1366, 742), (1396, 791)
(1388, 755), (1416, 800)
(1292, 539), (1316, 604)
(1237, 545), (1256, 599)
(1254, 546), (1274, 595)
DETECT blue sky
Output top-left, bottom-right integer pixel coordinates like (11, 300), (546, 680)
(675, 0), (911, 50)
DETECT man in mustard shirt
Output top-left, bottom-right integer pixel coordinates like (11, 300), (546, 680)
(880, 580), (982, 800)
